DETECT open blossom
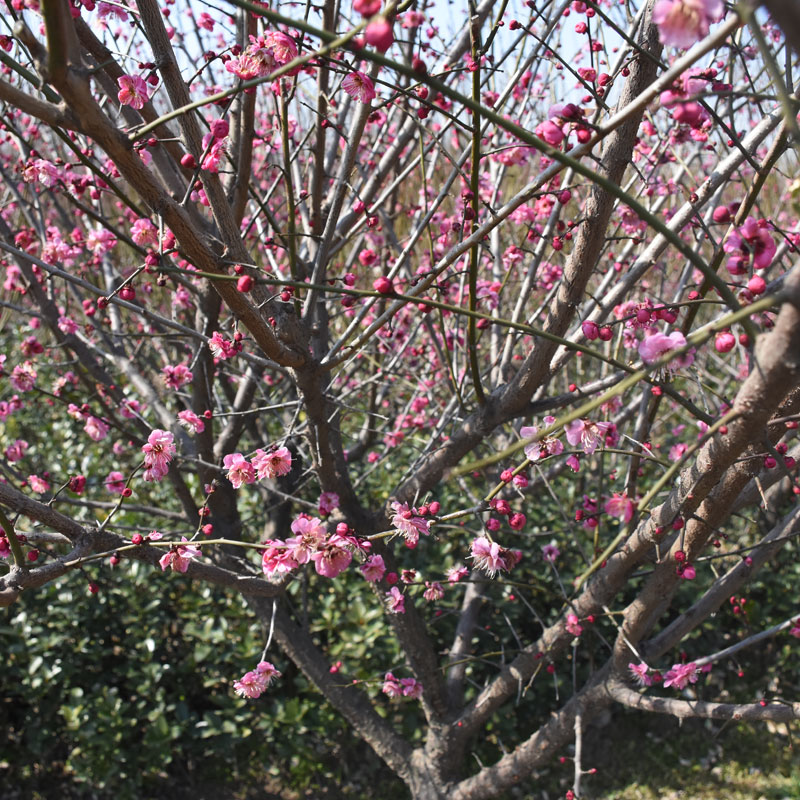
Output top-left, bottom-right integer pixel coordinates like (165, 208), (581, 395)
(105, 471), (126, 493)
(208, 331), (238, 360)
(663, 662), (699, 689)
(10, 362), (36, 392)
(233, 661), (281, 699)
(423, 581), (444, 602)
(342, 71), (376, 104)
(565, 419), (611, 456)
(311, 539), (352, 578)
(162, 363), (193, 389)
(117, 74), (150, 109)
(390, 501), (430, 548)
(28, 474), (50, 494)
(84, 415), (110, 442)
(177, 410), (205, 434)
(318, 491), (339, 516)
(223, 452), (256, 489)
(653, 0), (724, 49)
(566, 614), (583, 637)
(385, 586), (406, 614)
(142, 429), (175, 482)
(470, 537), (520, 578)
(638, 331), (695, 367)
(400, 677), (423, 699)
(605, 492), (636, 523)
(5, 439), (28, 463)
(159, 537), (202, 573)
(521, 416), (564, 460)
(723, 217), (776, 275)
(252, 446), (293, 480)
(447, 565), (469, 583)
(361, 554), (386, 582)
(382, 672), (402, 698)
(541, 543), (560, 563)
(261, 540), (299, 576)
(629, 662), (654, 686)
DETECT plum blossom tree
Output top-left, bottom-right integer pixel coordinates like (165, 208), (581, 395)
(1, 0), (800, 797)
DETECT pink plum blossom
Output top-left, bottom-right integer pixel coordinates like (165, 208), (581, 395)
(261, 540), (299, 576)
(5, 439), (28, 463)
(423, 581), (444, 602)
(638, 331), (694, 367)
(653, 0), (724, 49)
(605, 492), (636, 523)
(318, 491), (340, 515)
(390, 501), (430, 547)
(252, 446), (293, 480)
(105, 471), (126, 493)
(565, 419), (611, 456)
(223, 453), (256, 488)
(28, 474), (50, 494)
(385, 586), (406, 613)
(663, 662), (699, 689)
(470, 537), (519, 578)
(361, 554), (386, 582)
(566, 613), (583, 637)
(117, 74), (150, 109)
(629, 662), (654, 686)
(233, 661), (281, 699)
(84, 415), (110, 442)
(400, 677), (423, 699)
(177, 410), (205, 433)
(311, 540), (352, 578)
(723, 217), (776, 275)
(382, 672), (402, 698)
(142, 429), (176, 482)
(162, 363), (193, 389)
(208, 331), (238, 360)
(342, 71), (376, 104)
(447, 565), (469, 583)
(10, 362), (36, 392)
(521, 416), (564, 460)
(159, 537), (202, 573)
(541, 543), (560, 563)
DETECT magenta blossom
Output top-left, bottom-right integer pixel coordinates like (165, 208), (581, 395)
(390, 501), (430, 547)
(361, 554), (386, 582)
(629, 662), (654, 687)
(342, 71), (376, 104)
(159, 537), (202, 573)
(400, 677), (423, 699)
(470, 537), (520, 578)
(605, 492), (636, 523)
(423, 581), (444, 602)
(310, 540), (352, 578)
(177, 410), (205, 434)
(385, 586), (406, 614)
(541, 543), (560, 563)
(142, 429), (175, 482)
(252, 446), (292, 480)
(638, 331), (695, 367)
(117, 74), (150, 109)
(521, 416), (564, 460)
(723, 217), (776, 275)
(565, 419), (611, 456)
(653, 0), (724, 49)
(663, 662), (699, 689)
(223, 453), (256, 489)
(233, 661), (281, 699)
(566, 614), (583, 637)
(382, 672), (402, 698)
